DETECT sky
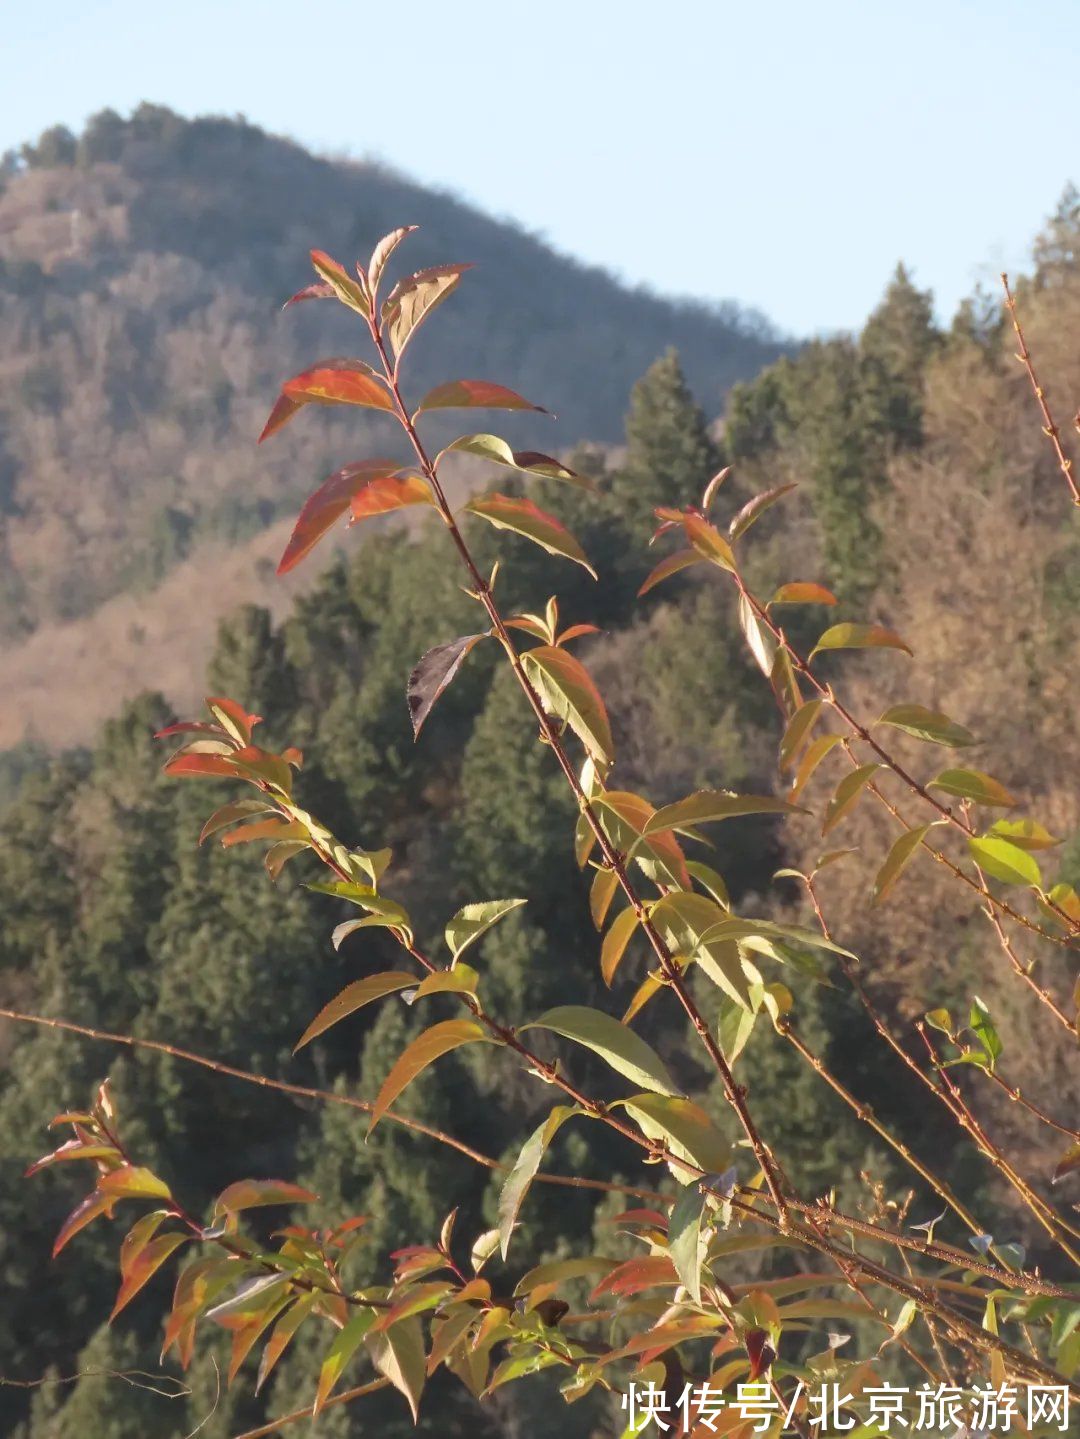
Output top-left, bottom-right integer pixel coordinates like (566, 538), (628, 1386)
(3, 0), (1078, 336)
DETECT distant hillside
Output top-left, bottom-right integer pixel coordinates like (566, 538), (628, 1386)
(0, 105), (789, 744)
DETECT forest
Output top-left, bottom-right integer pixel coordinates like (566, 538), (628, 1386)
(0, 113), (1079, 1439)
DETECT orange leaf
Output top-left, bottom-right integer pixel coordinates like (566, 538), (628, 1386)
(259, 359), (394, 442)
(370, 1021), (487, 1134)
(111, 1233), (188, 1319)
(465, 493), (594, 576)
(277, 463), (430, 575)
(53, 1191), (117, 1257)
(638, 549), (702, 597)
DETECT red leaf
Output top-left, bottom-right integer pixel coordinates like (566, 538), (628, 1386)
(163, 753), (242, 780)
(407, 634), (487, 738)
(746, 1329), (776, 1380)
(638, 549), (702, 597)
(260, 360), (394, 443)
(258, 393), (303, 443)
(590, 1255), (676, 1300)
(276, 462), (428, 576)
(213, 1180), (319, 1219)
(416, 380), (549, 416)
(282, 280), (335, 309)
(111, 1233), (188, 1320)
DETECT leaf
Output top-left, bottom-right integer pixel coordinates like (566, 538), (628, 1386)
(601, 907), (641, 986)
(729, 483), (798, 541)
(969, 996), (1002, 1071)
(213, 1180), (318, 1218)
(282, 281), (334, 309)
(370, 1021), (488, 1133)
(682, 513), (735, 572)
(645, 791), (801, 836)
(987, 818), (1061, 851)
(622, 1094), (731, 1177)
(739, 593), (778, 676)
(514, 1257), (616, 1296)
(416, 379), (548, 416)
(277, 462), (431, 576)
(810, 623), (912, 659)
(260, 359), (393, 441)
(382, 264), (471, 360)
(445, 898), (527, 961)
(111, 1233), (187, 1319)
(649, 891), (754, 1011)
(368, 226), (419, 297)
(878, 704), (975, 748)
(293, 974), (419, 1052)
(256, 1292), (316, 1393)
(315, 1305), (378, 1414)
(52, 1191), (117, 1257)
(407, 966), (479, 1002)
(522, 646), (614, 764)
(590, 867), (619, 929)
(968, 836), (1042, 887)
(309, 250), (369, 315)
(822, 764), (881, 835)
(368, 1315), (427, 1420)
(372, 1282), (454, 1332)
(595, 791), (689, 890)
(668, 1182), (708, 1303)
(779, 700), (824, 773)
(497, 1107), (576, 1258)
(527, 1005), (679, 1096)
(98, 1166), (173, 1202)
(638, 549), (702, 597)
(221, 817), (308, 849)
(407, 635), (487, 738)
(790, 733), (841, 800)
(465, 494), (595, 576)
(929, 769), (1017, 808)
(441, 433), (592, 488)
(770, 582), (837, 607)
(872, 824), (937, 904)
(199, 799), (274, 845)
(698, 916), (856, 961)
(1052, 1144), (1080, 1185)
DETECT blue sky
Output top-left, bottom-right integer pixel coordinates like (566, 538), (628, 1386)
(4, 0), (1077, 335)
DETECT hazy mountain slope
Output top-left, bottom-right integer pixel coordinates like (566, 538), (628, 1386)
(0, 106), (789, 745)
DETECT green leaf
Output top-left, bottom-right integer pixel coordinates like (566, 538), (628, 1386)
(382, 263), (471, 360)
(441, 433), (592, 489)
(465, 494), (595, 576)
(969, 996), (1002, 1071)
(367, 1316), (427, 1420)
(294, 973), (418, 1052)
(872, 824), (937, 904)
(810, 623), (912, 659)
(622, 1094), (731, 1178)
(213, 1180), (319, 1218)
(416, 379), (548, 416)
(968, 836), (1042, 887)
(407, 634), (488, 739)
(822, 764), (881, 835)
(497, 1106), (576, 1258)
(668, 1183), (709, 1304)
(527, 1005), (680, 1096)
(601, 906), (641, 986)
(728, 483), (798, 542)
(878, 704), (974, 747)
(522, 646), (613, 764)
(256, 1292), (316, 1393)
(645, 791), (802, 836)
(315, 1305), (378, 1414)
(928, 769), (1017, 808)
(698, 916), (856, 961)
(514, 1258), (616, 1296)
(649, 892), (754, 1011)
(97, 1166), (173, 1202)
(445, 898), (527, 961)
(986, 818), (1061, 851)
(779, 700), (824, 773)
(924, 1009), (953, 1035)
(370, 1021), (488, 1133)
(718, 996), (757, 1066)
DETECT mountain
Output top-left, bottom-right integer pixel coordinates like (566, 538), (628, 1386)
(0, 105), (789, 747)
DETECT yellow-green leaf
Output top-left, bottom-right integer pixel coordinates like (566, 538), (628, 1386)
(987, 818), (1060, 851)
(441, 433), (592, 489)
(968, 837), (1042, 887)
(779, 700), (824, 773)
(498, 1106), (577, 1258)
(368, 1316), (427, 1420)
(622, 1094), (731, 1179)
(728, 483), (798, 542)
(645, 791), (802, 836)
(878, 704), (974, 747)
(810, 623), (912, 659)
(872, 824), (937, 904)
(315, 1306), (378, 1414)
(445, 898), (527, 961)
(928, 769), (1017, 808)
(527, 1005), (679, 1096)
(382, 263), (471, 360)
